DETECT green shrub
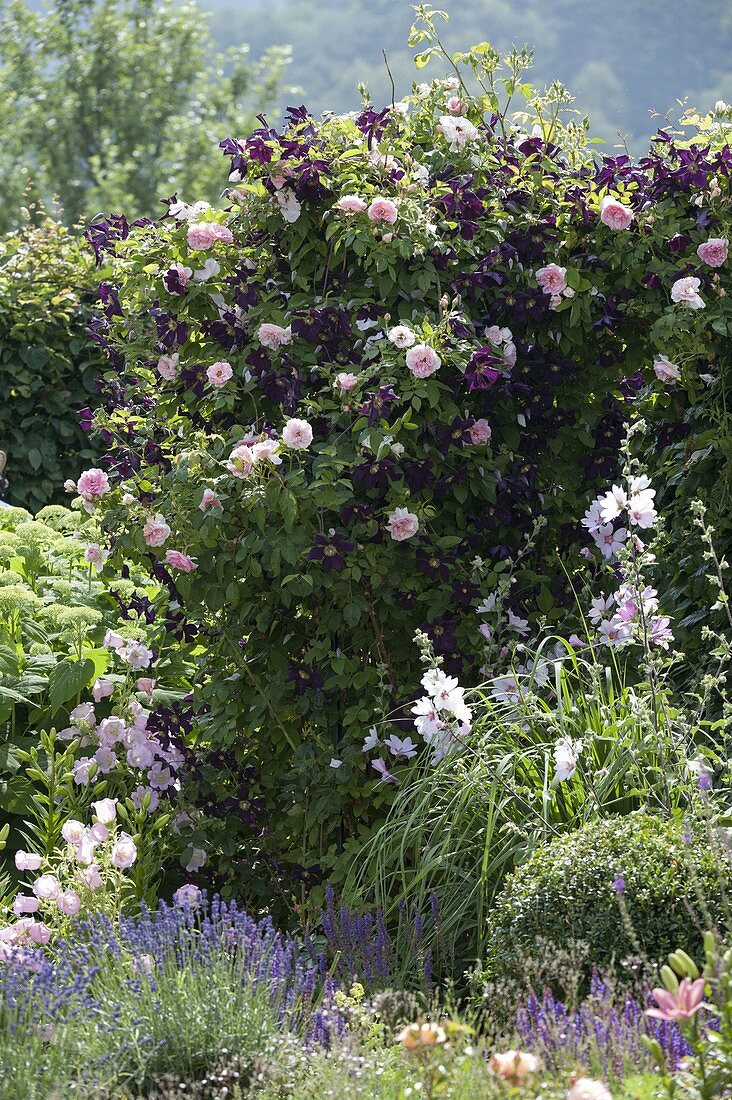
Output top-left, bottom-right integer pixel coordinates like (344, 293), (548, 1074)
(482, 811), (729, 984)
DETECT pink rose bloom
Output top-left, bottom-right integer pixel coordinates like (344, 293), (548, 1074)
(111, 833), (137, 870)
(653, 356), (681, 383)
(15, 851), (42, 872)
(335, 372), (358, 392)
(599, 195), (634, 230)
(165, 550), (198, 573)
(136, 677), (156, 696)
(157, 354), (179, 381)
(251, 439), (282, 465)
(76, 468), (110, 503)
(568, 1080), (612, 1100)
(367, 197), (399, 224)
(13, 895), (40, 916)
(163, 262), (192, 289)
(61, 820), (86, 846)
(503, 341), (517, 369)
(697, 237), (728, 267)
(536, 263), (568, 295)
(671, 276), (705, 309)
(446, 95), (467, 115)
(207, 360), (234, 388)
(84, 543), (105, 565)
(56, 891), (82, 917)
(28, 922), (51, 946)
(92, 678), (114, 702)
(470, 419), (492, 445)
(32, 874), (61, 901)
(186, 223), (226, 250)
(387, 325), (416, 348)
(489, 1051), (539, 1081)
(257, 323), (292, 350)
(335, 195), (368, 214)
(282, 418), (313, 450)
(199, 488), (223, 511)
(142, 513), (171, 548)
(210, 224), (233, 243)
(406, 343), (441, 379)
(387, 507), (419, 541)
(174, 884), (202, 908)
(226, 443), (255, 478)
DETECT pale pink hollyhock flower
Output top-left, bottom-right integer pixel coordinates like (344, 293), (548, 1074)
(335, 372), (358, 392)
(489, 1050), (539, 1081)
(226, 443), (255, 478)
(599, 195), (634, 230)
(186, 848), (207, 873)
(174, 884), (202, 908)
(199, 487), (222, 511)
(406, 343), (441, 379)
(282, 418), (313, 450)
(92, 678), (115, 703)
(28, 922), (51, 946)
(15, 851), (42, 872)
(335, 195), (368, 214)
(387, 507), (419, 541)
(568, 1079), (612, 1100)
(142, 513), (171, 548)
(32, 874), (61, 901)
(111, 833), (138, 870)
(671, 276), (705, 309)
(206, 360), (234, 388)
(13, 895), (40, 916)
(79, 864), (103, 890)
(569, 634), (587, 649)
(647, 977), (706, 1021)
(76, 468), (110, 503)
(256, 322), (292, 350)
(367, 197), (399, 224)
(56, 891), (82, 917)
(653, 356), (681, 383)
(697, 237), (728, 267)
(387, 325), (416, 348)
(157, 354), (179, 381)
(165, 550), (198, 573)
(470, 419), (492, 445)
(89, 822), (109, 844)
(91, 798), (118, 824)
(536, 263), (568, 295)
(61, 820), (86, 846)
(136, 677), (156, 696)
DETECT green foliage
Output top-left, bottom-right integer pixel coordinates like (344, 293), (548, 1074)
(0, 215), (104, 510)
(0, 0), (288, 229)
(481, 811), (729, 986)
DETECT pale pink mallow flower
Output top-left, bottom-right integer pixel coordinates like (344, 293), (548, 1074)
(76, 468), (110, 504)
(536, 263), (568, 295)
(142, 513), (171, 548)
(406, 343), (441, 379)
(32, 874), (61, 901)
(335, 195), (368, 214)
(367, 197), (399, 224)
(187, 222), (233, 250)
(174, 884), (203, 907)
(671, 276), (705, 310)
(206, 361), (234, 388)
(256, 323), (292, 350)
(568, 1079), (612, 1100)
(599, 195), (634, 230)
(111, 833), (137, 870)
(470, 419), (492, 445)
(387, 507), (419, 541)
(647, 977), (706, 1022)
(226, 443), (255, 478)
(15, 851), (42, 872)
(199, 488), (223, 511)
(387, 325), (416, 348)
(697, 237), (728, 267)
(335, 372), (358, 392)
(489, 1051), (539, 1081)
(56, 891), (82, 917)
(157, 354), (179, 381)
(653, 356), (681, 383)
(92, 678), (115, 702)
(165, 550), (198, 573)
(282, 418), (313, 450)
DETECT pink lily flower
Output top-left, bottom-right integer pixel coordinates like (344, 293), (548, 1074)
(646, 978), (706, 1022)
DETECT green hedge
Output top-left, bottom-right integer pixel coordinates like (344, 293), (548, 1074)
(0, 216), (103, 512)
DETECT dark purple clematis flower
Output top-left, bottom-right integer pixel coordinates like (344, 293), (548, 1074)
(287, 663), (325, 695)
(359, 386), (398, 426)
(351, 458), (399, 491)
(415, 547), (453, 582)
(307, 531), (355, 572)
(162, 267), (189, 296)
(151, 306), (188, 350)
(464, 347), (503, 390)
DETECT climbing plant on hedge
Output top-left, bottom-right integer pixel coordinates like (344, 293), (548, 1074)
(0, 214), (104, 511)
(83, 17), (732, 901)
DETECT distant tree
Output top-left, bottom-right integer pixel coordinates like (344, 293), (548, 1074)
(0, 0), (289, 229)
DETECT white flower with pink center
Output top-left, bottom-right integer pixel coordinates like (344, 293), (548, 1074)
(282, 418), (313, 450)
(387, 507), (419, 541)
(207, 361), (234, 388)
(335, 195), (368, 214)
(595, 523), (628, 559)
(334, 372), (358, 392)
(387, 325), (416, 348)
(406, 343), (441, 379)
(156, 354), (179, 381)
(653, 356), (681, 383)
(671, 276), (705, 309)
(536, 263), (568, 296)
(438, 115), (480, 151)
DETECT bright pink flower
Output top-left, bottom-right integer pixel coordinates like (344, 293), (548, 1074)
(206, 360), (233, 388)
(165, 550), (198, 573)
(76, 468), (110, 503)
(405, 344), (441, 379)
(199, 488), (223, 511)
(697, 237), (728, 267)
(470, 419), (492, 445)
(142, 513), (171, 547)
(647, 977), (706, 1021)
(335, 195), (367, 214)
(536, 263), (567, 295)
(599, 195), (634, 230)
(387, 507), (419, 541)
(282, 418), (313, 450)
(367, 197), (398, 224)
